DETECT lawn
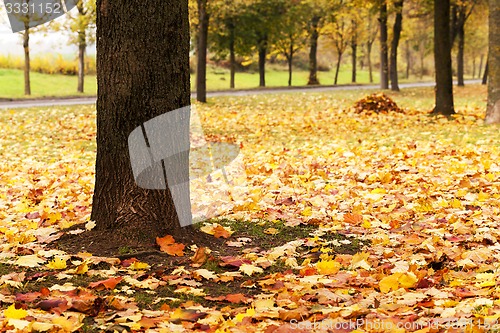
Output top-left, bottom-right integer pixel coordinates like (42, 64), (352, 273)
(0, 85), (499, 331)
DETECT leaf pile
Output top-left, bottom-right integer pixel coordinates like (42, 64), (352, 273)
(352, 92), (404, 114)
(0, 85), (500, 332)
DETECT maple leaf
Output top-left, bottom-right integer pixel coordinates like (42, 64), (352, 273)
(156, 235), (185, 256)
(89, 277), (123, 290)
(169, 308), (207, 323)
(46, 257), (67, 270)
(343, 212), (363, 224)
(190, 246), (208, 267)
(239, 263), (264, 276)
(316, 260), (341, 275)
(4, 304), (27, 319)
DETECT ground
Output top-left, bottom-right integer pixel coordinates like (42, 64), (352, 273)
(0, 85), (499, 332)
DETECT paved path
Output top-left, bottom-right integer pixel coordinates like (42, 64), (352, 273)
(0, 80), (482, 109)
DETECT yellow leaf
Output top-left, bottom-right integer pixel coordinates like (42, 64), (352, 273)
(4, 304), (27, 319)
(316, 260), (341, 275)
(129, 261), (150, 270)
(74, 262), (89, 275)
(301, 206), (312, 216)
(478, 191), (490, 201)
(239, 264), (263, 276)
(46, 257), (67, 270)
(351, 252), (371, 270)
(379, 273), (402, 293)
(15, 254), (46, 268)
(398, 272), (418, 289)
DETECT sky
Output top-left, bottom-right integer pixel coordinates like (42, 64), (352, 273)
(0, 2), (95, 56)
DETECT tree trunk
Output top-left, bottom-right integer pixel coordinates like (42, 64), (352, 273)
(379, 0), (389, 89)
(288, 42), (293, 86)
(229, 24), (236, 89)
(258, 38), (267, 87)
(23, 28), (31, 96)
(472, 57), (476, 78)
(485, 0), (500, 124)
(307, 16), (320, 85)
(390, 0), (403, 91)
(367, 42), (374, 83)
(91, 0), (193, 247)
(351, 34), (357, 83)
(456, 10), (465, 86)
(334, 50), (342, 85)
(77, 0), (86, 93)
(196, 0), (209, 103)
(405, 40), (411, 79)
(482, 58), (488, 84)
(479, 54), (484, 80)
(433, 0), (455, 115)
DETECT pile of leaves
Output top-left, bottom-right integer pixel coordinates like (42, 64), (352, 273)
(1, 86), (499, 332)
(352, 92), (404, 114)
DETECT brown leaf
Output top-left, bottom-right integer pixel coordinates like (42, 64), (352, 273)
(36, 298), (70, 314)
(191, 247), (208, 267)
(213, 225), (232, 239)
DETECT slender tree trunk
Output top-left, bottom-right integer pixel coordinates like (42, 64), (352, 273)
(351, 34), (357, 83)
(419, 40), (425, 79)
(485, 0), (499, 124)
(287, 42), (293, 86)
(91, 0), (193, 246)
(379, 0), (389, 89)
(23, 28), (31, 96)
(196, 0), (209, 103)
(433, 0), (455, 115)
(307, 16), (320, 85)
(456, 10), (466, 86)
(479, 54), (484, 79)
(405, 40), (411, 79)
(229, 24), (236, 89)
(258, 37), (267, 87)
(334, 50), (342, 85)
(390, 0), (403, 91)
(77, 0), (86, 93)
(482, 58), (488, 84)
(367, 42), (374, 83)
(472, 57), (476, 78)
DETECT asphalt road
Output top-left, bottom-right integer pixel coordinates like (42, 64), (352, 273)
(0, 80), (482, 109)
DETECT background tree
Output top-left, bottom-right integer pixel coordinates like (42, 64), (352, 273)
(90, 0), (195, 246)
(433, 0), (455, 115)
(389, 0), (404, 91)
(196, 0), (209, 102)
(379, 0), (389, 89)
(302, 0), (329, 85)
(485, 0), (499, 124)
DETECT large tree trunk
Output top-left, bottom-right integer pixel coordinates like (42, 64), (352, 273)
(456, 9), (465, 87)
(258, 37), (267, 87)
(77, 0), (86, 93)
(379, 0), (389, 89)
(307, 16), (320, 85)
(229, 23), (236, 89)
(91, 0), (192, 246)
(23, 28), (31, 96)
(196, 0), (209, 103)
(433, 0), (455, 115)
(390, 0), (403, 91)
(485, 0), (500, 124)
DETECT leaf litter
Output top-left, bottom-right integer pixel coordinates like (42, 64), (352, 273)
(0, 85), (499, 331)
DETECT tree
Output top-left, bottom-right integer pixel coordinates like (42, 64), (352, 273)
(379, 0), (389, 89)
(485, 0), (499, 124)
(389, 0), (404, 91)
(22, 27), (31, 95)
(196, 0), (209, 103)
(433, 0), (455, 115)
(90, 0), (195, 246)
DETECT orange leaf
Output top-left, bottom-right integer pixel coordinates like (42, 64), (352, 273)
(343, 212), (363, 224)
(156, 235), (176, 249)
(163, 243), (185, 256)
(169, 308), (207, 323)
(225, 293), (251, 304)
(191, 247), (208, 267)
(213, 225), (231, 239)
(89, 277), (123, 290)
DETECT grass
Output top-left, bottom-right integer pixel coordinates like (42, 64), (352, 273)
(0, 64), (438, 99)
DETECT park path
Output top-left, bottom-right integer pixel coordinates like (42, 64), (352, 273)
(0, 80), (482, 109)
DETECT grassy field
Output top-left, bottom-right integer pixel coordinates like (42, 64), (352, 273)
(0, 65), (438, 99)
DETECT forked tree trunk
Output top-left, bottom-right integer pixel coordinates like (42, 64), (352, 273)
(379, 0), (389, 89)
(390, 0), (403, 91)
(307, 15), (320, 85)
(91, 0), (192, 245)
(23, 28), (31, 96)
(485, 0), (499, 124)
(196, 0), (209, 102)
(433, 0), (455, 115)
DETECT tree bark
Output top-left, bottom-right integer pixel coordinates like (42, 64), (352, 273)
(23, 28), (31, 96)
(307, 16), (320, 85)
(196, 0), (209, 103)
(91, 0), (192, 246)
(390, 0), (403, 91)
(334, 50), (342, 85)
(367, 42), (374, 83)
(379, 0), (389, 89)
(456, 10), (465, 86)
(485, 0), (500, 124)
(77, 0), (86, 93)
(433, 0), (455, 115)
(287, 41), (293, 86)
(229, 23), (236, 89)
(258, 37), (267, 87)
(405, 40), (411, 79)
(482, 58), (488, 84)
